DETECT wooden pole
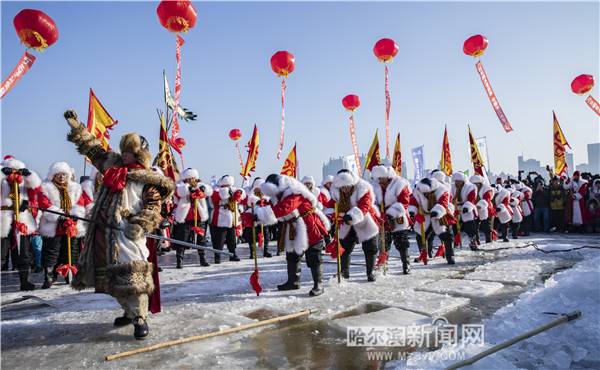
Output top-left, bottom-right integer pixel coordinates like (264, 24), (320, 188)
(105, 308), (317, 361)
(334, 203), (341, 283)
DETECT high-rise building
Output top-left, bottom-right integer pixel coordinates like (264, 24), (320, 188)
(574, 143), (599, 174)
(322, 154), (366, 181)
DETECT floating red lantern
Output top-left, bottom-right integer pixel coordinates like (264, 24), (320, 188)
(571, 74), (594, 95)
(157, 0), (197, 33)
(342, 94), (360, 112)
(229, 129), (242, 141)
(463, 35), (488, 57)
(373, 38), (399, 63)
(270, 51), (295, 78)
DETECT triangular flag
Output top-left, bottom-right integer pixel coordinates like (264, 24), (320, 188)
(440, 125), (453, 176)
(87, 88), (117, 151)
(364, 129), (381, 172)
(392, 133), (402, 176)
(468, 126), (485, 177)
(241, 125), (259, 178)
(280, 143), (297, 178)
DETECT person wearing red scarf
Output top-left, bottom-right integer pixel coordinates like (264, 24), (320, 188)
(64, 110), (174, 340)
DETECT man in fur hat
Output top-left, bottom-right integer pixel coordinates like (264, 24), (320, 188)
(451, 172), (479, 251)
(330, 169), (380, 281)
(370, 165), (412, 274)
(1, 157), (42, 290)
(210, 175), (245, 263)
(173, 168), (213, 268)
(64, 110), (174, 339)
(241, 178), (272, 258)
(470, 175), (497, 244)
(37, 161), (92, 288)
(408, 177), (456, 265)
(255, 174), (330, 296)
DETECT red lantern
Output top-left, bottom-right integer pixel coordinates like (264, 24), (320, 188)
(373, 38), (399, 63)
(157, 0), (197, 33)
(463, 35), (488, 57)
(229, 129), (241, 141)
(270, 51), (295, 77)
(342, 95), (361, 112)
(174, 137), (186, 149)
(13, 9), (58, 51)
(571, 74), (594, 95)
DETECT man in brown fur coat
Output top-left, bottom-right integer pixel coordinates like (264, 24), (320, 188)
(63, 110), (174, 339)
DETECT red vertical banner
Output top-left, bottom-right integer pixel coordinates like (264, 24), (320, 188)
(475, 61), (513, 133)
(171, 35), (185, 140)
(349, 115), (362, 177)
(1, 52), (36, 99)
(585, 95), (600, 117)
(384, 65), (391, 158)
(277, 78), (286, 159)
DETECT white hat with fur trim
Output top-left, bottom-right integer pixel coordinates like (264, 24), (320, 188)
(452, 172), (467, 182)
(218, 174), (235, 187)
(430, 169), (447, 184)
(333, 170), (358, 188)
(469, 174), (484, 184)
(321, 175), (334, 186)
(182, 168), (199, 180)
(47, 162), (72, 180)
(416, 177), (440, 193)
(371, 165), (396, 179)
(251, 177), (265, 191)
(301, 175), (315, 186)
(2, 157), (25, 170)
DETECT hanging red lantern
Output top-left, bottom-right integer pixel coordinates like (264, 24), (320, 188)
(463, 35), (488, 57)
(229, 129), (242, 141)
(342, 94), (360, 112)
(571, 74), (594, 95)
(270, 51), (295, 78)
(13, 9), (58, 51)
(373, 38), (399, 63)
(157, 0), (197, 33)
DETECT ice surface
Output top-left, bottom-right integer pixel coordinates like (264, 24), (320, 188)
(331, 307), (431, 331)
(416, 279), (504, 298)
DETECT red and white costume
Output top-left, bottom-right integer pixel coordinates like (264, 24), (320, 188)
(240, 178), (269, 229)
(518, 184), (534, 218)
(409, 178), (455, 235)
(563, 175), (590, 225)
(451, 172), (478, 223)
(471, 175), (496, 221)
(210, 175), (246, 229)
(301, 176), (322, 210)
(509, 189), (524, 223)
(494, 187), (513, 224)
(173, 168), (213, 225)
(371, 165), (411, 232)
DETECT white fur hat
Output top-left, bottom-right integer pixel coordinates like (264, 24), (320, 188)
(452, 172), (466, 182)
(470, 174), (484, 184)
(321, 175), (334, 186)
(2, 157), (25, 170)
(514, 182), (524, 191)
(47, 162), (72, 180)
(430, 170), (447, 183)
(251, 178), (265, 191)
(301, 175), (315, 186)
(218, 175), (235, 187)
(416, 177), (440, 193)
(333, 170), (358, 188)
(182, 168), (199, 180)
(371, 165), (395, 179)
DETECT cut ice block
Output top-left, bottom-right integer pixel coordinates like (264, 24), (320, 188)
(416, 279), (504, 298)
(331, 307), (431, 331)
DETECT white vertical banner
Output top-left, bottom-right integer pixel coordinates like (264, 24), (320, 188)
(475, 136), (490, 170)
(411, 146), (425, 186)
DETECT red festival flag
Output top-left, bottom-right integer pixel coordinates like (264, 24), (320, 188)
(280, 143), (297, 178)
(241, 125), (259, 178)
(440, 125), (453, 176)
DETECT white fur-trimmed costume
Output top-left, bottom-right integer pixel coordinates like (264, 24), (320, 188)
(370, 165), (411, 232)
(494, 188), (513, 224)
(408, 178), (453, 235)
(210, 175), (246, 228)
(174, 181), (213, 224)
(451, 173), (479, 223)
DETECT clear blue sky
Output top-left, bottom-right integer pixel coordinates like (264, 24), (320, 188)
(2, 1), (598, 183)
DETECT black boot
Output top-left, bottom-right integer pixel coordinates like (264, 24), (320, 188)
(19, 271), (35, 291)
(340, 251), (351, 279)
(277, 253), (301, 290)
(309, 265), (324, 296)
(133, 317), (149, 339)
(176, 248), (184, 269)
(229, 254), (241, 262)
(398, 247), (411, 275)
(114, 314), (132, 327)
(263, 247), (272, 258)
(441, 233), (455, 265)
(42, 267), (53, 289)
(365, 253), (376, 282)
(199, 252), (210, 267)
(469, 237), (479, 251)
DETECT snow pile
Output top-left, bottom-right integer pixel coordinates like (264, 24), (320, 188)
(391, 253), (600, 370)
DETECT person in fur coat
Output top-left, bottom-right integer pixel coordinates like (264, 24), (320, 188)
(330, 169), (380, 281)
(0, 157), (42, 290)
(210, 175), (246, 263)
(173, 168), (213, 268)
(370, 165), (412, 274)
(408, 177), (456, 265)
(64, 110), (174, 339)
(255, 174), (330, 296)
(451, 172), (479, 251)
(241, 178), (272, 258)
(37, 162), (92, 288)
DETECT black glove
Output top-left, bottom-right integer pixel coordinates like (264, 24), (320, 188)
(343, 214), (353, 224)
(58, 216), (67, 223)
(19, 168), (31, 177)
(430, 211), (438, 218)
(462, 207), (469, 214)
(324, 235), (331, 245)
(159, 220), (171, 229)
(409, 211), (415, 218)
(199, 185), (206, 192)
(496, 207), (502, 212)
(1, 167), (12, 176)
(19, 200), (29, 212)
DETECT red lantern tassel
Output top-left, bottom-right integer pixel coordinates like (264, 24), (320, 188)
(276, 78), (286, 159)
(384, 64), (391, 159)
(348, 114), (362, 177)
(475, 61), (513, 133)
(1, 52), (36, 99)
(250, 268), (262, 296)
(235, 142), (244, 171)
(585, 95), (600, 116)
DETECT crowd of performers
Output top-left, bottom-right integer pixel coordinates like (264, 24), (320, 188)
(0, 111), (595, 339)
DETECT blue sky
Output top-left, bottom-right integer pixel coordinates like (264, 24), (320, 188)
(1, 1), (598, 183)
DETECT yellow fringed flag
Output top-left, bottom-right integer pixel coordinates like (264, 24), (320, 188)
(392, 133), (402, 176)
(280, 143), (297, 178)
(553, 111), (571, 177)
(241, 125), (259, 178)
(468, 126), (485, 176)
(364, 129), (381, 172)
(440, 125), (453, 176)
(87, 88), (117, 151)
(153, 113), (179, 181)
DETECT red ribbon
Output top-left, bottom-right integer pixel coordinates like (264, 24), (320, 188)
(384, 64), (391, 159)
(276, 78), (286, 159)
(414, 213), (425, 224)
(585, 95), (600, 116)
(191, 226), (205, 236)
(235, 142), (244, 171)
(258, 232), (264, 248)
(325, 240), (345, 259)
(102, 164), (144, 193)
(15, 221), (27, 234)
(250, 268), (262, 296)
(56, 264), (78, 277)
(375, 250), (389, 268)
(170, 35), (185, 141)
(7, 172), (23, 185)
(348, 115), (362, 177)
(1, 51), (36, 99)
(190, 189), (205, 200)
(63, 218), (77, 238)
(434, 244), (446, 258)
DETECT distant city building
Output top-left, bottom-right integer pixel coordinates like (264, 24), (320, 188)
(575, 143), (599, 174)
(517, 155), (546, 178)
(566, 152), (574, 176)
(321, 155), (407, 182)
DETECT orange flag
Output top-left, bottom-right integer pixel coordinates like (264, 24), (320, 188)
(153, 114), (179, 181)
(87, 88), (117, 151)
(468, 126), (485, 176)
(440, 125), (453, 176)
(241, 125), (259, 178)
(392, 133), (402, 176)
(364, 130), (381, 172)
(553, 111), (570, 177)
(280, 143), (297, 178)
